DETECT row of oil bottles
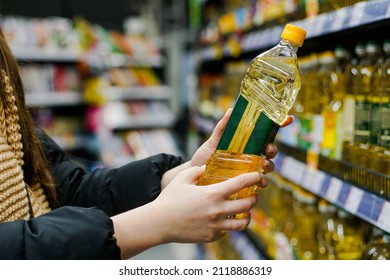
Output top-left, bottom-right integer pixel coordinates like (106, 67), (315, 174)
(284, 39), (390, 177)
(202, 172), (390, 260)
(251, 173), (390, 260)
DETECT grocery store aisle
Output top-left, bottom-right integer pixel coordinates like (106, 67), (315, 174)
(130, 243), (198, 260)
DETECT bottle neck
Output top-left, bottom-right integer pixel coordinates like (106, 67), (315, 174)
(279, 38), (299, 53)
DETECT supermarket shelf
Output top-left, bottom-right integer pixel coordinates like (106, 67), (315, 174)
(105, 115), (175, 130)
(12, 48), (164, 68)
(12, 47), (80, 63)
(104, 86), (173, 101)
(200, 0), (390, 61)
(194, 114), (217, 135)
(102, 104), (175, 130)
(274, 151), (390, 234)
(228, 231), (269, 260)
(108, 54), (164, 68)
(26, 91), (84, 107)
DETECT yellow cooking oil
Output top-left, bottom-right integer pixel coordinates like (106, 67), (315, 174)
(353, 41), (382, 168)
(315, 199), (340, 260)
(332, 209), (366, 259)
(289, 186), (319, 260)
(197, 24), (306, 219)
(342, 43), (365, 163)
(318, 51), (346, 159)
(362, 228), (390, 260)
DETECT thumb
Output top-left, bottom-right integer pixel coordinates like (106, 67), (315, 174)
(206, 108), (232, 147)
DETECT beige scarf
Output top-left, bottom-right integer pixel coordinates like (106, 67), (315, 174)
(0, 70), (51, 222)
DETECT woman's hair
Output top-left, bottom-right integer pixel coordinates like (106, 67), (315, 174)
(0, 29), (57, 208)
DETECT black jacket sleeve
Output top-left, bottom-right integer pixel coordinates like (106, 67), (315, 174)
(0, 129), (184, 260)
(37, 129), (184, 216)
(0, 206), (120, 259)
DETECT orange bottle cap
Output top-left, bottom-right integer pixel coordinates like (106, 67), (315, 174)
(281, 24), (306, 47)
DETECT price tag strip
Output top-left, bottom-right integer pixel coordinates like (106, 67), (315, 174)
(229, 231), (265, 260)
(378, 202), (390, 233)
(199, 0), (390, 62)
(276, 152), (390, 234)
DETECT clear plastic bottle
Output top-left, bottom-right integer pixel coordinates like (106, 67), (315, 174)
(362, 228), (390, 260)
(197, 24), (306, 210)
(378, 39), (390, 150)
(297, 53), (320, 151)
(319, 51), (345, 159)
(333, 209), (366, 259)
(288, 186), (319, 260)
(367, 40), (388, 173)
(315, 199), (337, 260)
(342, 43), (365, 163)
(354, 41), (381, 145)
(354, 41), (382, 169)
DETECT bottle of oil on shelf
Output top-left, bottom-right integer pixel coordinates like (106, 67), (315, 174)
(354, 41), (381, 146)
(297, 53), (320, 151)
(342, 43), (365, 163)
(333, 209), (366, 260)
(197, 24), (306, 209)
(367, 40), (388, 174)
(362, 228), (390, 260)
(378, 39), (390, 150)
(289, 186), (319, 260)
(315, 199), (337, 260)
(319, 51), (345, 159)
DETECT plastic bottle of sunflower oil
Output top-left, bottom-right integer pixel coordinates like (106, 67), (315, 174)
(197, 24), (306, 217)
(362, 228), (390, 260)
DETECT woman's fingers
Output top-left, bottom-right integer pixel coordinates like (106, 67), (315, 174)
(262, 159), (275, 174)
(214, 172), (262, 198)
(219, 213), (252, 231)
(170, 165), (205, 185)
(263, 143), (278, 159)
(222, 194), (258, 218)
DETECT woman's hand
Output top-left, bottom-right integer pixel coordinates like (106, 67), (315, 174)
(112, 165), (263, 259)
(156, 167), (261, 243)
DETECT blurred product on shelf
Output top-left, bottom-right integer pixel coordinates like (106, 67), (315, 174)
(20, 64), (82, 93)
(195, 0), (390, 262)
(2, 15), (177, 169)
(1, 16), (80, 55)
(74, 17), (163, 74)
(199, 0), (366, 46)
(282, 39), (390, 178)
(203, 172), (388, 260)
(246, 173), (384, 260)
(362, 228), (390, 259)
(98, 129), (181, 168)
(31, 108), (88, 154)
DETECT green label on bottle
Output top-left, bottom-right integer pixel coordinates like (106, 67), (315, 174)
(379, 103), (390, 148)
(217, 95), (280, 155)
(354, 99), (370, 143)
(369, 101), (381, 145)
(217, 95), (247, 151)
(243, 113), (280, 155)
(298, 117), (312, 150)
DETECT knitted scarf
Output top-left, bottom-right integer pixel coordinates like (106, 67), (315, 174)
(0, 70), (51, 222)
